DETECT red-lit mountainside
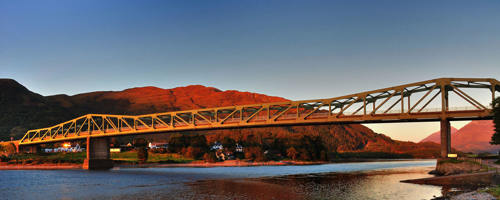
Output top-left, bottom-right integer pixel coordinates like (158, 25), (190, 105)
(420, 127), (459, 143)
(419, 120), (499, 153)
(0, 79), (442, 157)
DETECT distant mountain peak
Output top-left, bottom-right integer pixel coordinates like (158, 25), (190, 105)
(0, 78), (31, 94)
(419, 120), (498, 153)
(419, 127), (458, 143)
(0, 78), (46, 105)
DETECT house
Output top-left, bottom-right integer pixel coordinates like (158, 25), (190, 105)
(210, 141), (223, 150)
(148, 142), (168, 149)
(43, 143), (83, 153)
(235, 143), (244, 152)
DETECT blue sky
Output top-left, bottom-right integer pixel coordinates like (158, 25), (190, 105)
(1, 0), (499, 141)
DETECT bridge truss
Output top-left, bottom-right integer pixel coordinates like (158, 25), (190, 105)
(19, 78), (499, 145)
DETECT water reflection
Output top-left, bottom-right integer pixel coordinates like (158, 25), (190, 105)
(182, 167), (442, 200)
(0, 160), (453, 200)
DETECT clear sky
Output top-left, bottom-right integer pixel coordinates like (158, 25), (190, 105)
(1, 0), (499, 142)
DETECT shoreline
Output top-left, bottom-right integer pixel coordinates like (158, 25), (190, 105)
(0, 159), (435, 170)
(0, 163), (82, 170)
(115, 160), (327, 168)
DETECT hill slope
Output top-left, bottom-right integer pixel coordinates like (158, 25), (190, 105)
(452, 120), (498, 153)
(47, 85), (287, 115)
(419, 127), (459, 143)
(0, 79), (74, 140)
(419, 120), (498, 153)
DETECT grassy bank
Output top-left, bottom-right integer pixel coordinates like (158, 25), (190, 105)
(2, 152), (86, 164)
(481, 185), (500, 198)
(111, 151), (193, 164)
(0, 151), (193, 165)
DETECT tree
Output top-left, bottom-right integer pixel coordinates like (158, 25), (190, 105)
(490, 97), (500, 145)
(184, 147), (195, 158)
(168, 134), (188, 153)
(244, 147), (265, 161)
(299, 148), (311, 161)
(133, 138), (148, 163)
(221, 137), (236, 152)
(110, 137), (119, 147)
(286, 147), (298, 160)
(203, 152), (217, 163)
(320, 150), (328, 161)
(2, 143), (17, 155)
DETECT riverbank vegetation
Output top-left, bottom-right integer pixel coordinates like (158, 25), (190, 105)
(161, 133), (415, 163)
(1, 152), (86, 164)
(0, 151), (193, 165)
(111, 151), (192, 164)
(490, 97), (500, 165)
(0, 131), (419, 166)
(490, 97), (500, 145)
(481, 185), (500, 198)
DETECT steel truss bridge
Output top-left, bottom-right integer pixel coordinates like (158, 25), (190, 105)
(19, 78), (499, 148)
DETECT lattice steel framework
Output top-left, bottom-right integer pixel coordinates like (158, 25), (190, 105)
(19, 78), (500, 145)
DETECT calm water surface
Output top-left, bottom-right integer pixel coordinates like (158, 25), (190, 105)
(0, 160), (444, 200)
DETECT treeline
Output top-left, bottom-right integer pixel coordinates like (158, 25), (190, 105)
(159, 129), (413, 162)
(166, 133), (329, 161)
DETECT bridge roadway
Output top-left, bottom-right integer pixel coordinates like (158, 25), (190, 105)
(16, 77), (500, 169)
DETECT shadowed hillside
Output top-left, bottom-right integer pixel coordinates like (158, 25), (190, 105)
(0, 79), (74, 140)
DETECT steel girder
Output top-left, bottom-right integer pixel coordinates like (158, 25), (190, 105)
(19, 78), (500, 145)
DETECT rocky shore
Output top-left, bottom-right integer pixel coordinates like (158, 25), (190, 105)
(450, 191), (496, 200)
(403, 158), (500, 199)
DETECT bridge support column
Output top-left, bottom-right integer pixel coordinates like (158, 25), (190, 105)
(440, 119), (451, 158)
(18, 145), (38, 153)
(27, 146), (38, 153)
(83, 137), (113, 170)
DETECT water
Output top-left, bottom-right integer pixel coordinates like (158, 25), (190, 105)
(0, 160), (444, 200)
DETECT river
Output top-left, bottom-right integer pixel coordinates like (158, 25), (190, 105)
(0, 160), (447, 200)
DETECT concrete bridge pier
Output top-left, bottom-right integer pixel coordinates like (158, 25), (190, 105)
(17, 145), (39, 153)
(26, 145), (39, 153)
(440, 119), (451, 158)
(83, 137), (113, 170)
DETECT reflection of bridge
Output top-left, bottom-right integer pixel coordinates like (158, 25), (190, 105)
(18, 78), (500, 169)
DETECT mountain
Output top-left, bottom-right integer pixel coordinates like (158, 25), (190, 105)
(0, 81), (287, 140)
(419, 127), (459, 143)
(0, 79), (443, 157)
(47, 85), (287, 115)
(0, 79), (74, 140)
(419, 120), (499, 153)
(452, 120), (498, 153)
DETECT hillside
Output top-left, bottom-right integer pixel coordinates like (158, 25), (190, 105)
(419, 120), (499, 153)
(0, 79), (74, 140)
(47, 85), (287, 115)
(420, 127), (459, 143)
(0, 79), (442, 157)
(452, 120), (498, 153)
